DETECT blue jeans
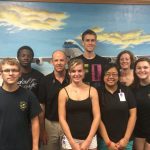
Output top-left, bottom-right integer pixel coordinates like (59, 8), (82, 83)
(98, 139), (133, 150)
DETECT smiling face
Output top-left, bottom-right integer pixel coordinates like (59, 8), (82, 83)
(69, 63), (85, 84)
(119, 53), (131, 70)
(104, 67), (119, 87)
(135, 60), (150, 81)
(82, 34), (96, 53)
(52, 51), (67, 73)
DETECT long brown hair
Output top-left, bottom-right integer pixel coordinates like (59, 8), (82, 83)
(116, 50), (135, 69)
(132, 57), (150, 88)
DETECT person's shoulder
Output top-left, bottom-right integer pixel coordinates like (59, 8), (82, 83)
(119, 83), (132, 93)
(45, 72), (53, 78)
(71, 55), (84, 61)
(41, 72), (54, 82)
(18, 87), (33, 95)
(88, 85), (98, 95)
(59, 86), (68, 98)
(90, 86), (97, 92)
(32, 68), (44, 76)
(75, 54), (83, 59)
(95, 55), (110, 62)
(0, 87), (3, 93)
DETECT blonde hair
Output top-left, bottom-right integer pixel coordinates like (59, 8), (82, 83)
(68, 58), (84, 72)
(0, 58), (21, 71)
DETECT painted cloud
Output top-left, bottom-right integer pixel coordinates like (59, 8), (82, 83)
(93, 27), (150, 49)
(0, 4), (69, 32)
(76, 27), (150, 49)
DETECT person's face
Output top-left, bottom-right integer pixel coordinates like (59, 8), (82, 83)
(104, 67), (119, 87)
(52, 52), (67, 73)
(119, 53), (131, 69)
(135, 61), (150, 80)
(69, 64), (85, 83)
(17, 49), (33, 67)
(1, 64), (21, 85)
(82, 34), (96, 53)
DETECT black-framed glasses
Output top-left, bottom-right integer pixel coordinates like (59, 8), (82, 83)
(2, 69), (19, 73)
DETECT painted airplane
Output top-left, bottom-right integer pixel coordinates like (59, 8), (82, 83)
(63, 39), (84, 58)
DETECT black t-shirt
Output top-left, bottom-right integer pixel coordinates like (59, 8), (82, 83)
(0, 87), (41, 150)
(18, 68), (44, 100)
(39, 72), (69, 121)
(100, 85), (136, 142)
(133, 84), (150, 135)
(76, 54), (109, 89)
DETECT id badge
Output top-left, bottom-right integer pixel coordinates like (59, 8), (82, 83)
(118, 92), (126, 101)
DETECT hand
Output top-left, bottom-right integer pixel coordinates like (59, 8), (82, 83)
(108, 141), (119, 150)
(71, 142), (81, 150)
(117, 138), (128, 150)
(40, 129), (48, 145)
(80, 140), (90, 150)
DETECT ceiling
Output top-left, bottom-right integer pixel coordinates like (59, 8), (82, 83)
(16, 0), (150, 4)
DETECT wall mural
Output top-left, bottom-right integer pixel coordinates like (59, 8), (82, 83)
(0, 1), (150, 75)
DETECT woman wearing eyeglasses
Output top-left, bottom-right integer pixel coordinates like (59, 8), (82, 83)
(98, 63), (136, 150)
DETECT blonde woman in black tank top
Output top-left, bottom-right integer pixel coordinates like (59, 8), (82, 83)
(58, 58), (100, 150)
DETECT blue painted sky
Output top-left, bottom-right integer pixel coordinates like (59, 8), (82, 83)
(0, 2), (150, 58)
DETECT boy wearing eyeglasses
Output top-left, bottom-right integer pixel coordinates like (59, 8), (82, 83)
(0, 58), (41, 150)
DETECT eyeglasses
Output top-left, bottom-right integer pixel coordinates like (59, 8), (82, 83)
(2, 69), (19, 74)
(104, 73), (118, 77)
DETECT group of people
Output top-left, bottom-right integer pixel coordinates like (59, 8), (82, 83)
(0, 29), (149, 150)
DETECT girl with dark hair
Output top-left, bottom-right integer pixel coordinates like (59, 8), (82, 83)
(132, 57), (150, 150)
(98, 63), (136, 150)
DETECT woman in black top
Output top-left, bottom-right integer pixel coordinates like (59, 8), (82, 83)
(99, 63), (136, 150)
(132, 57), (150, 150)
(58, 58), (100, 150)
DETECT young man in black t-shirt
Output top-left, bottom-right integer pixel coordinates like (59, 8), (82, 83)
(17, 46), (44, 100)
(76, 29), (110, 89)
(0, 58), (41, 150)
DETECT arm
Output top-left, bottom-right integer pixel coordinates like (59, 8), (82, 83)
(58, 89), (80, 150)
(118, 108), (137, 149)
(31, 116), (40, 150)
(80, 87), (100, 150)
(99, 120), (118, 150)
(39, 103), (48, 145)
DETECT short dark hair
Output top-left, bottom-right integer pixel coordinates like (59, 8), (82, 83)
(116, 50), (135, 69)
(102, 63), (120, 78)
(81, 29), (97, 41)
(17, 46), (34, 58)
(101, 63), (120, 86)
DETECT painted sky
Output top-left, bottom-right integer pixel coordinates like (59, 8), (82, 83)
(0, 1), (150, 58)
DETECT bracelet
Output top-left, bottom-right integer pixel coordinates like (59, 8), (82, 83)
(107, 141), (112, 147)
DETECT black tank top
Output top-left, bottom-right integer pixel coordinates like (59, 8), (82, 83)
(64, 87), (93, 140)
